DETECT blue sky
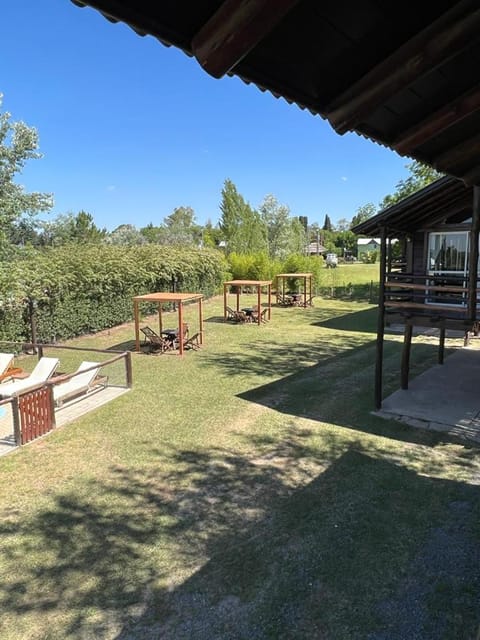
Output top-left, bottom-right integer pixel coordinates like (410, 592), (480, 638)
(2, 0), (410, 231)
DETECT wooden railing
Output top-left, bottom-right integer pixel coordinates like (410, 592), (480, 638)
(0, 345), (132, 448)
(383, 272), (479, 319)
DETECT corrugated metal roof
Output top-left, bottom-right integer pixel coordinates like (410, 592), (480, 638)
(72, 1), (480, 186)
(352, 176), (472, 236)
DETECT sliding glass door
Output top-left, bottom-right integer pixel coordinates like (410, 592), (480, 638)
(427, 231), (468, 305)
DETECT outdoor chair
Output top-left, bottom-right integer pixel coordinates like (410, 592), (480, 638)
(0, 353), (15, 382)
(0, 356), (60, 397)
(140, 326), (171, 353)
(251, 308), (268, 323)
(184, 332), (201, 350)
(225, 306), (237, 321)
(53, 361), (104, 407)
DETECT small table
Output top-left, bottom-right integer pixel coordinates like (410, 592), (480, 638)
(161, 329), (178, 348)
(241, 307), (255, 321)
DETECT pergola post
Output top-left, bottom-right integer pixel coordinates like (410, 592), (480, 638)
(134, 300), (140, 352)
(257, 285), (261, 325)
(199, 298), (204, 344)
(268, 283), (272, 319)
(223, 283), (228, 321)
(178, 302), (184, 355)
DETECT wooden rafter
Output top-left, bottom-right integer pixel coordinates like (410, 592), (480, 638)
(393, 86), (480, 155)
(433, 131), (480, 173)
(326, 0), (480, 134)
(191, 0), (301, 78)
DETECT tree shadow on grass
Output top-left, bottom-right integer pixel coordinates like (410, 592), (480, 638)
(204, 330), (462, 446)
(1, 438), (479, 639)
(313, 306), (378, 334)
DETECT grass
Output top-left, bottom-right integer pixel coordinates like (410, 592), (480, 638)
(0, 291), (479, 639)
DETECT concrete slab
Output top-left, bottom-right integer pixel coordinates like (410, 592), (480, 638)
(376, 346), (480, 443)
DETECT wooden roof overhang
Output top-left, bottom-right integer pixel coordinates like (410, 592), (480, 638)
(73, 0), (480, 186)
(352, 177), (473, 237)
(223, 279), (272, 324)
(133, 292), (203, 355)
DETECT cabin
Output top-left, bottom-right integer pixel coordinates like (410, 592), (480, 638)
(357, 238), (381, 259)
(352, 176), (478, 409)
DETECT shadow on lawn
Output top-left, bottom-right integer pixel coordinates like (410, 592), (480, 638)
(1, 438), (479, 639)
(313, 306), (378, 334)
(204, 331), (460, 446)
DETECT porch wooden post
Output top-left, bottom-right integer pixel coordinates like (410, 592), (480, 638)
(438, 326), (445, 365)
(375, 227), (387, 409)
(268, 283), (272, 319)
(468, 186), (480, 322)
(134, 300), (140, 352)
(223, 283), (228, 321)
(401, 323), (413, 389)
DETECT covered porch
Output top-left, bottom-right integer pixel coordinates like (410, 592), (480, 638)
(353, 177), (480, 410)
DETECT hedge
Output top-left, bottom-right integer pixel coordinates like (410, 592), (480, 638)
(0, 245), (228, 342)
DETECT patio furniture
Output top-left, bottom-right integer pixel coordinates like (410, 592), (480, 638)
(53, 361), (105, 407)
(134, 292), (204, 356)
(223, 279), (272, 325)
(184, 332), (201, 350)
(140, 326), (171, 352)
(0, 353), (15, 382)
(0, 357), (60, 397)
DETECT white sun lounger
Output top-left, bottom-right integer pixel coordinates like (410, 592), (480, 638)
(0, 357), (59, 397)
(53, 361), (103, 407)
(0, 353), (14, 379)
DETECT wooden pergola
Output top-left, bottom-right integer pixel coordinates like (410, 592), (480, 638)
(223, 280), (272, 325)
(133, 292), (203, 355)
(275, 273), (313, 307)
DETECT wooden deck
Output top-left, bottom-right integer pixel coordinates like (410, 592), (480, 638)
(0, 385), (130, 457)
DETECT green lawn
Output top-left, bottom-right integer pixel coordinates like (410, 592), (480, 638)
(0, 293), (479, 639)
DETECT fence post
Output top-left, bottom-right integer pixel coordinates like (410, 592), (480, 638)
(11, 397), (21, 445)
(125, 352), (133, 388)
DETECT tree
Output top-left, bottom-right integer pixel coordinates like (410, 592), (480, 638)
(219, 179), (266, 254)
(322, 214), (333, 231)
(107, 224), (146, 245)
(379, 161), (441, 209)
(0, 94), (53, 248)
(37, 211), (106, 246)
(259, 194), (301, 259)
(163, 206), (201, 246)
(350, 203), (377, 228)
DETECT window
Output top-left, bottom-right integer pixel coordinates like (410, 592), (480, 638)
(427, 231), (469, 305)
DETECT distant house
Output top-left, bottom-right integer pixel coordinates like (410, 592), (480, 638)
(307, 241), (326, 256)
(357, 237), (381, 258)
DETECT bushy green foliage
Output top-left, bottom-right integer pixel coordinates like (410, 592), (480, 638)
(0, 245), (227, 342)
(360, 250), (378, 264)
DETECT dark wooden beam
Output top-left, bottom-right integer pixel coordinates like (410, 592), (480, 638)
(401, 323), (413, 390)
(375, 227), (387, 410)
(462, 167), (480, 187)
(438, 327), (445, 364)
(468, 186), (480, 322)
(192, 0), (301, 78)
(434, 131), (480, 173)
(393, 86), (480, 155)
(326, 1), (480, 134)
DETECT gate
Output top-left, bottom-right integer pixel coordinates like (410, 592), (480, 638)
(18, 387), (55, 444)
